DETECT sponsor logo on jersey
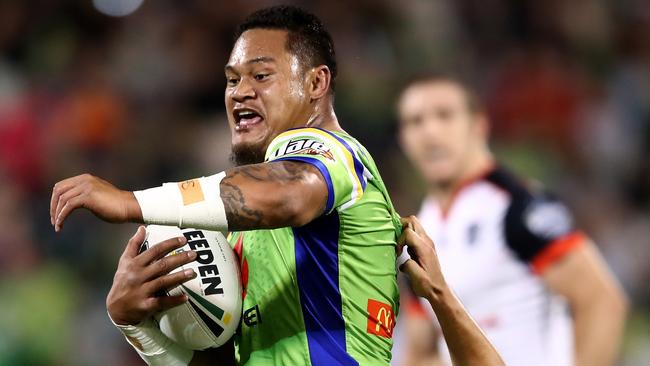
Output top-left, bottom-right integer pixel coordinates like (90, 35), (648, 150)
(183, 230), (224, 296)
(524, 199), (572, 239)
(269, 138), (335, 161)
(367, 299), (395, 338)
(243, 304), (262, 327)
(467, 222), (480, 245)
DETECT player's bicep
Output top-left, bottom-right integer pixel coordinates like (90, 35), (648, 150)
(220, 160), (328, 230)
(541, 241), (626, 308)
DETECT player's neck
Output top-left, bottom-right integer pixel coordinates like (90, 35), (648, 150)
(304, 102), (345, 133)
(428, 150), (495, 212)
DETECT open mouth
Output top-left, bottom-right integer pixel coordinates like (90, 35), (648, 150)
(233, 108), (264, 131)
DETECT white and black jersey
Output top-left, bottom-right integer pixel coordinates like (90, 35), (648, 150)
(402, 165), (586, 366)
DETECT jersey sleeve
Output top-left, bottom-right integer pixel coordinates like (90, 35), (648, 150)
(504, 191), (587, 274)
(264, 128), (370, 213)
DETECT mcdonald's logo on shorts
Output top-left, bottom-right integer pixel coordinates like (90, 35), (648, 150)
(366, 299), (395, 338)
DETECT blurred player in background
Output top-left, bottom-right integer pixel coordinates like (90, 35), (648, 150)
(394, 74), (628, 366)
(51, 5), (403, 365)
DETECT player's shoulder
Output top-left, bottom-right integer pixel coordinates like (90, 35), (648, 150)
(266, 127), (370, 166)
(483, 166), (576, 263)
(484, 166), (537, 199)
(484, 166), (566, 207)
(271, 127), (351, 144)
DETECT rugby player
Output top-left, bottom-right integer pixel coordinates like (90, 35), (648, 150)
(394, 74), (628, 366)
(51, 6), (403, 365)
(50, 7), (504, 365)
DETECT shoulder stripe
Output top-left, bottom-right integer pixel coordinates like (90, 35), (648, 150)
(275, 156), (335, 213)
(314, 128), (367, 191)
(530, 231), (586, 274)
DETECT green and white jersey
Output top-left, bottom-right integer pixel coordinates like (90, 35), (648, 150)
(229, 127), (402, 365)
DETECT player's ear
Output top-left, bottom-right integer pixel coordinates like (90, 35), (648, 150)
(307, 65), (331, 101)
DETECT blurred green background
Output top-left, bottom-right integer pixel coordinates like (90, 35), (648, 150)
(0, 0), (649, 364)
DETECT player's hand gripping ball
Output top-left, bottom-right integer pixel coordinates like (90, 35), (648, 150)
(142, 225), (242, 350)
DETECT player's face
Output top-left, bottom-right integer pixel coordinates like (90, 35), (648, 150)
(398, 81), (484, 186)
(225, 29), (312, 165)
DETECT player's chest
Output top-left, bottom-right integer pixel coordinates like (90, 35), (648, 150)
(236, 230), (296, 269)
(419, 190), (513, 293)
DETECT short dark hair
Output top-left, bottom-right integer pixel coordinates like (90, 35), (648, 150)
(399, 72), (483, 114)
(235, 5), (338, 92)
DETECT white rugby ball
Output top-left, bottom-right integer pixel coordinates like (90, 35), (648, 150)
(141, 225), (242, 350)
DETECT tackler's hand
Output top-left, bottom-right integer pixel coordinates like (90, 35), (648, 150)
(397, 216), (448, 302)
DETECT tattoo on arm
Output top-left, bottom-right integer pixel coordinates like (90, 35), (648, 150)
(220, 161), (322, 230)
(232, 160), (306, 182)
(220, 178), (264, 230)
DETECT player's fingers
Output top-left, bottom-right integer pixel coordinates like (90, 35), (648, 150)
(401, 215), (425, 235)
(396, 239), (405, 255)
(400, 215), (415, 227)
(396, 224), (413, 254)
(398, 228), (423, 267)
(402, 228), (431, 265)
(400, 258), (425, 279)
(145, 268), (197, 295)
(400, 258), (416, 273)
(409, 216), (427, 236)
(50, 185), (59, 226)
(123, 226), (146, 259)
(142, 250), (197, 281)
(147, 294), (189, 313)
(400, 216), (435, 251)
(136, 236), (188, 265)
(50, 178), (79, 226)
(55, 195), (86, 232)
(397, 224), (419, 247)
(54, 186), (84, 227)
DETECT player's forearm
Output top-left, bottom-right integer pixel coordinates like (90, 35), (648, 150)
(426, 287), (504, 366)
(133, 161), (326, 232)
(125, 191), (145, 223)
(573, 293), (628, 366)
(112, 316), (194, 366)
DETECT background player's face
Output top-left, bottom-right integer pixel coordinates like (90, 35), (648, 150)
(398, 81), (486, 186)
(225, 29), (313, 165)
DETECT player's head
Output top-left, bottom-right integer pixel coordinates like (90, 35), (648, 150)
(226, 5), (337, 165)
(397, 73), (489, 187)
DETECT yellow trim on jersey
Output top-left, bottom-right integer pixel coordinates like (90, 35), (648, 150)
(272, 128), (364, 203)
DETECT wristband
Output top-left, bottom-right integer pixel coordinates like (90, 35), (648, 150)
(397, 246), (412, 269)
(110, 315), (193, 366)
